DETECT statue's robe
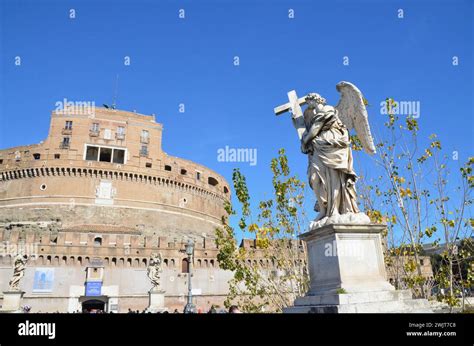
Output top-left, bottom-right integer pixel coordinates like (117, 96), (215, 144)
(303, 105), (359, 217)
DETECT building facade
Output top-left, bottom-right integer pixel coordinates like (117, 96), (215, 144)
(0, 106), (234, 312)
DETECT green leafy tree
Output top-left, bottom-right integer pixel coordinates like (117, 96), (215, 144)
(215, 149), (310, 312)
(357, 98), (473, 308)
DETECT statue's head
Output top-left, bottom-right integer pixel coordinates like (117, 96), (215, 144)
(151, 253), (161, 265)
(305, 93), (326, 108)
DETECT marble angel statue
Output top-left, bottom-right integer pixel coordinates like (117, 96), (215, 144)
(9, 254), (29, 291)
(276, 81), (376, 230)
(147, 253), (163, 291)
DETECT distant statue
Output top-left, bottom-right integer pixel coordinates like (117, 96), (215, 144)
(9, 254), (29, 291)
(275, 81), (376, 229)
(147, 253), (163, 291)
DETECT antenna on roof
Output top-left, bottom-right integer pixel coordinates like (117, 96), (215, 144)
(112, 74), (119, 110)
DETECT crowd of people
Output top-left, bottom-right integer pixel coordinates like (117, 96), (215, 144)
(22, 304), (242, 314)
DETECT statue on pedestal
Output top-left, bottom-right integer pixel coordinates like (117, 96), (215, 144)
(275, 81), (376, 229)
(9, 254), (29, 291)
(147, 253), (163, 291)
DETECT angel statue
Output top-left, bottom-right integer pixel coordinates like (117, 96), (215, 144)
(147, 253), (163, 291)
(9, 253), (29, 291)
(275, 81), (376, 230)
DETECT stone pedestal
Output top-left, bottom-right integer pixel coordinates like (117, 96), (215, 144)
(284, 223), (432, 313)
(1, 291), (25, 313)
(146, 290), (167, 313)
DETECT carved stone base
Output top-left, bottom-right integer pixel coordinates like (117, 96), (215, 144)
(1, 291), (25, 313)
(284, 223), (432, 313)
(146, 290), (167, 313)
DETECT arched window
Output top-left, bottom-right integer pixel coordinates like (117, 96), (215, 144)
(94, 237), (102, 246)
(182, 258), (189, 273)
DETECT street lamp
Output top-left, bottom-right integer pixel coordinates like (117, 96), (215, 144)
(184, 239), (196, 313)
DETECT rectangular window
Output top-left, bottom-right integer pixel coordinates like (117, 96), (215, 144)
(140, 145), (148, 156)
(61, 137), (70, 148)
(99, 147), (112, 162)
(196, 171), (201, 180)
(85, 146), (99, 161)
(65, 121), (73, 130)
(54, 154), (60, 159)
(146, 162), (152, 168)
(112, 149), (125, 164)
(104, 129), (112, 140)
(141, 130), (149, 143)
(91, 123), (99, 132)
(116, 126), (125, 140)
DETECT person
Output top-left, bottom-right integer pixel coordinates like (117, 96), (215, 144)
(173, 309), (179, 313)
(127, 308), (133, 313)
(228, 305), (241, 313)
(208, 305), (217, 313)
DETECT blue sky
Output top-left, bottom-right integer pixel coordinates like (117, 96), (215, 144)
(0, 0), (472, 242)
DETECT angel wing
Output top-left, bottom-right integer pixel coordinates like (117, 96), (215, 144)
(335, 81), (376, 155)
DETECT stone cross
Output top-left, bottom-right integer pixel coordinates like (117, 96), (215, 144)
(274, 90), (308, 140)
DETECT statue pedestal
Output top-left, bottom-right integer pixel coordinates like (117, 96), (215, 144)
(284, 223), (432, 313)
(146, 290), (167, 313)
(1, 291), (25, 313)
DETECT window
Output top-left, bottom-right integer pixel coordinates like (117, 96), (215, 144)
(85, 145), (126, 164)
(65, 120), (73, 130)
(94, 237), (102, 246)
(146, 163), (152, 168)
(90, 123), (100, 136)
(224, 186), (229, 194)
(99, 147), (112, 162)
(180, 168), (187, 175)
(165, 165), (172, 171)
(33, 153), (41, 160)
(0, 159), (3, 164)
(54, 154), (60, 159)
(141, 130), (149, 143)
(208, 177), (218, 186)
(181, 258), (189, 273)
(112, 149), (125, 164)
(61, 137), (70, 148)
(116, 126), (125, 139)
(85, 146), (99, 161)
(140, 145), (148, 157)
(196, 171), (201, 180)
(104, 129), (112, 140)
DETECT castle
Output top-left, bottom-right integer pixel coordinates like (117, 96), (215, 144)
(0, 105), (237, 312)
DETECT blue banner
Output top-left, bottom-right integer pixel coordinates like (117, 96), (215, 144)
(85, 281), (102, 296)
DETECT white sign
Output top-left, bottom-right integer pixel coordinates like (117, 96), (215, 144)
(191, 288), (202, 296)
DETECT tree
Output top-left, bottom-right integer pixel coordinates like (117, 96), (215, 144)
(215, 149), (310, 312)
(357, 98), (473, 309)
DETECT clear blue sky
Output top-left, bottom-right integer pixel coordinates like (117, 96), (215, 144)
(0, 0), (472, 242)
